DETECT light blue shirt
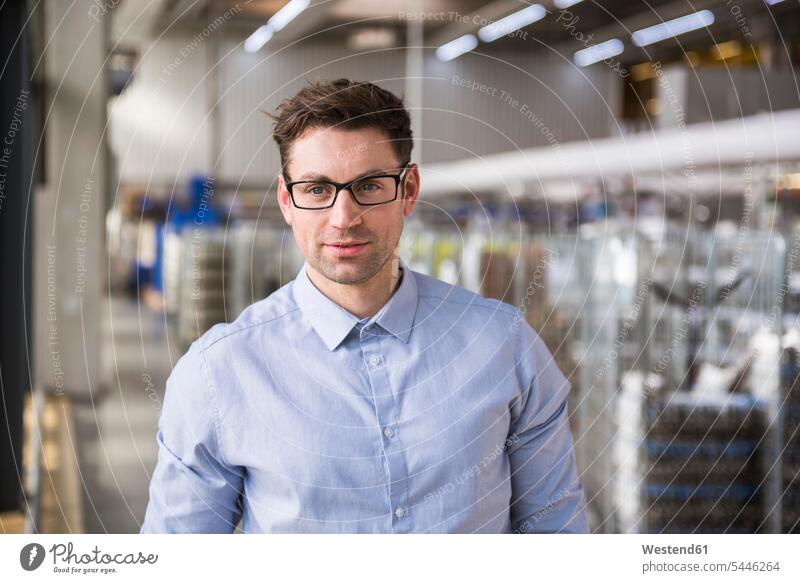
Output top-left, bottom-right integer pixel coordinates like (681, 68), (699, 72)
(141, 259), (588, 533)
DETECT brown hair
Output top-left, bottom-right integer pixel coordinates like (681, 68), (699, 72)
(265, 78), (413, 177)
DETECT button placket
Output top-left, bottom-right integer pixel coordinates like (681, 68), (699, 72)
(360, 334), (412, 532)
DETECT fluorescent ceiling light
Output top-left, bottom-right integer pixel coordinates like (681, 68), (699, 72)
(477, 4), (546, 43)
(574, 38), (624, 67)
(554, 0), (584, 8)
(766, 0), (785, 5)
(244, 0), (310, 53)
(436, 34), (478, 61)
(631, 10), (715, 47)
(244, 25), (274, 53)
(269, 0), (310, 33)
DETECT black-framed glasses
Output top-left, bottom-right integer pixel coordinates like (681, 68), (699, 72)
(285, 163), (410, 210)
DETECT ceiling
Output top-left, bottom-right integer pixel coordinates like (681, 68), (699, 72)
(112, 0), (800, 67)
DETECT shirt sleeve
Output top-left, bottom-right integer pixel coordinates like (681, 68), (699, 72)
(507, 317), (589, 533)
(140, 343), (244, 533)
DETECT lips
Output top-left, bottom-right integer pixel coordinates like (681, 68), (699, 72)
(327, 241), (366, 247)
(324, 241), (369, 257)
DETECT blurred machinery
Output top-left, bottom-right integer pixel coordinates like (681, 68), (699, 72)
(169, 222), (302, 349)
(577, 222), (786, 533)
(781, 346), (800, 533)
(176, 228), (229, 349)
(109, 177), (304, 349)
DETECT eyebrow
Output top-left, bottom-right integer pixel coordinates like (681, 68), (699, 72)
(293, 167), (399, 182)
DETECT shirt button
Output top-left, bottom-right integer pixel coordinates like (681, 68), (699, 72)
(369, 354), (381, 366)
(383, 426), (395, 438)
(394, 506), (406, 519)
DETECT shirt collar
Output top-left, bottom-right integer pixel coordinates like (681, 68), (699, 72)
(293, 257), (418, 351)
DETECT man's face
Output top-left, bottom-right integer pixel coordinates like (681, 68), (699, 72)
(277, 126), (419, 285)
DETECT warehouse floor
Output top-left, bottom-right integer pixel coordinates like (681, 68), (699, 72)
(72, 296), (176, 534)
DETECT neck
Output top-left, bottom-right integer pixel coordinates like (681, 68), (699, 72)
(307, 256), (402, 319)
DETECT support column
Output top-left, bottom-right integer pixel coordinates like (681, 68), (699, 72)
(34, 1), (108, 401)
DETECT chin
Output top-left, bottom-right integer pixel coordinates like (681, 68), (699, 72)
(317, 258), (381, 285)
(325, 271), (372, 285)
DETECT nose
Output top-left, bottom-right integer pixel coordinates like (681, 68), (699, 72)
(328, 186), (363, 230)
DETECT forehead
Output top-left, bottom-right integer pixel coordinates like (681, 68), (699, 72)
(287, 126), (400, 180)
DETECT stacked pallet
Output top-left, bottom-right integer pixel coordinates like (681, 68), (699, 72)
(177, 228), (229, 348)
(644, 393), (768, 533)
(227, 223), (289, 319)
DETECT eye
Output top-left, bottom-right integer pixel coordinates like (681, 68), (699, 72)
(357, 181), (383, 192)
(302, 184), (329, 196)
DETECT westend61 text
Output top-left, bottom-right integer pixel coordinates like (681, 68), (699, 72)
(642, 544), (708, 555)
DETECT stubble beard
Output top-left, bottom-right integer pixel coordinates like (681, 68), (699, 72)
(311, 233), (397, 286)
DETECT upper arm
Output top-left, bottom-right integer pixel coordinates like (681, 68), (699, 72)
(141, 344), (244, 533)
(506, 318), (589, 533)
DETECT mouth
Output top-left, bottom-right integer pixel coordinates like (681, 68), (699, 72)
(323, 241), (369, 257)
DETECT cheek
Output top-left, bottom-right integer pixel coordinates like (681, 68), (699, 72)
(294, 215), (324, 246)
(371, 206), (403, 229)
(372, 213), (403, 247)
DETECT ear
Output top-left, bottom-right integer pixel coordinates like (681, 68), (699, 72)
(401, 163), (420, 217)
(277, 175), (293, 226)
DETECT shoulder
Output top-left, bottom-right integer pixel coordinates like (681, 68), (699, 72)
(176, 282), (302, 411)
(412, 269), (523, 331)
(410, 270), (558, 395)
(193, 280), (301, 354)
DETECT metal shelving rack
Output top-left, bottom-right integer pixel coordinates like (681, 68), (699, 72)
(633, 225), (785, 533)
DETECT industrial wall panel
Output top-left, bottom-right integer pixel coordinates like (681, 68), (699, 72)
(110, 32), (211, 184)
(112, 33), (620, 185)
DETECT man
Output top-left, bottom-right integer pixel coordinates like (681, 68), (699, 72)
(141, 78), (588, 533)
